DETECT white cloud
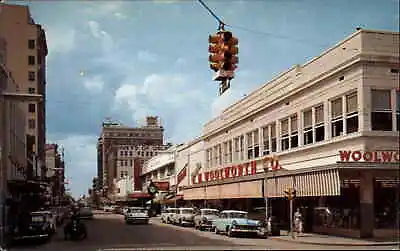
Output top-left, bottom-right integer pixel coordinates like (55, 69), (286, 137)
(137, 50), (159, 63)
(47, 134), (97, 198)
(83, 2), (124, 17)
(113, 73), (211, 142)
(82, 75), (104, 93)
(44, 25), (76, 61)
(175, 57), (187, 65)
(114, 12), (128, 20)
(88, 20), (116, 54)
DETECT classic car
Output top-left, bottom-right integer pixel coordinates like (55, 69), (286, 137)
(212, 210), (264, 237)
(160, 207), (178, 224)
(172, 208), (195, 226)
(194, 208), (219, 231)
(125, 207), (149, 224)
(13, 211), (54, 242)
(79, 206), (94, 220)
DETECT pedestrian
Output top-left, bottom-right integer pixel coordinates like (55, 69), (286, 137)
(294, 208), (303, 235)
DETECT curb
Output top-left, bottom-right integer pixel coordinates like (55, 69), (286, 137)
(270, 236), (400, 246)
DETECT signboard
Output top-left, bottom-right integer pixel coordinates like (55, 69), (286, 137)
(176, 166), (187, 185)
(153, 181), (169, 191)
(339, 150), (400, 162)
(193, 160), (257, 184)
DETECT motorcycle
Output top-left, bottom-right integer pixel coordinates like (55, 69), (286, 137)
(64, 219), (87, 241)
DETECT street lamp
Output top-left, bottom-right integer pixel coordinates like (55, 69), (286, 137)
(1, 90), (43, 249)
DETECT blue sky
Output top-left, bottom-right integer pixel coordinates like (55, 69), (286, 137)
(16, 0), (399, 197)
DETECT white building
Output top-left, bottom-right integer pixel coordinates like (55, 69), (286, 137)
(183, 29), (399, 239)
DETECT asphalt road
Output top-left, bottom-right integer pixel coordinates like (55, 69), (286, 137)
(11, 213), (400, 251)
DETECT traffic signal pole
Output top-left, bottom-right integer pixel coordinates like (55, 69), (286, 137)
(290, 197), (294, 239)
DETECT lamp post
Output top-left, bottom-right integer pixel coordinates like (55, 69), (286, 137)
(0, 90), (43, 249)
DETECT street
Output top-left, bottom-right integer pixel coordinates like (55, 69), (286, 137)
(11, 213), (399, 251)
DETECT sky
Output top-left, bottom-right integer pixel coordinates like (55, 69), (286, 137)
(12, 0), (399, 198)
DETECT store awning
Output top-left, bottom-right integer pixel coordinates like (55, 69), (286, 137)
(265, 168), (341, 197)
(128, 192), (153, 199)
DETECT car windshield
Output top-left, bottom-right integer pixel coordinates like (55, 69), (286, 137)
(129, 208), (146, 213)
(203, 210), (218, 215)
(181, 209), (193, 214)
(31, 214), (45, 222)
(228, 212), (247, 218)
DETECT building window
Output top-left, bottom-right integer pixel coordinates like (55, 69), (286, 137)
(28, 56), (35, 65)
(303, 109), (313, 145)
(223, 142), (228, 164)
(331, 97), (343, 137)
(346, 92), (358, 134)
(262, 126), (269, 156)
(28, 103), (35, 113)
(271, 123), (277, 153)
(290, 115), (298, 148)
(28, 39), (35, 49)
(130, 159), (133, 166)
(129, 151), (132, 156)
(254, 129), (260, 158)
(228, 140), (232, 163)
(28, 71), (35, 81)
(280, 118), (289, 151)
(218, 144), (222, 165)
(315, 105), (325, 142)
(214, 146), (218, 166)
(28, 88), (35, 94)
(371, 90), (392, 131)
(239, 135), (244, 160)
(234, 138), (239, 161)
(247, 132), (253, 159)
(28, 119), (35, 129)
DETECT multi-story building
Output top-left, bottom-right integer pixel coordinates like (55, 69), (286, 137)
(183, 29), (399, 239)
(45, 143), (65, 206)
(97, 116), (165, 196)
(0, 3), (48, 179)
(1, 40), (27, 200)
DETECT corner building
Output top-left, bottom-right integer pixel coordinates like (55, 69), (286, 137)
(183, 29), (399, 239)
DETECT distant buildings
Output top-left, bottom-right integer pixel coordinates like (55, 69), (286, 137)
(96, 116), (170, 199)
(45, 144), (65, 206)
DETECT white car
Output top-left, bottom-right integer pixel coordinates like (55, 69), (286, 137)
(172, 208), (195, 226)
(124, 207), (149, 224)
(161, 208), (178, 224)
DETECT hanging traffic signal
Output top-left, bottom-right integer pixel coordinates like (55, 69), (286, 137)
(208, 33), (223, 72)
(220, 31), (239, 73)
(284, 187), (296, 200)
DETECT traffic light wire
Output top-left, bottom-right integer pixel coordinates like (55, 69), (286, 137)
(197, 0), (330, 47)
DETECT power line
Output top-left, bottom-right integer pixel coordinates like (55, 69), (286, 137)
(197, 0), (330, 47)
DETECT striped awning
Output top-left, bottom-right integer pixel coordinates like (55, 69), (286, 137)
(265, 168), (341, 198)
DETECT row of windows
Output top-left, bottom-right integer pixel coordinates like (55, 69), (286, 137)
(120, 171), (129, 178)
(119, 150), (157, 157)
(119, 159), (133, 166)
(106, 132), (160, 138)
(205, 89), (399, 169)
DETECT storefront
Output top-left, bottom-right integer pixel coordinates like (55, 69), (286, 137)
(183, 29), (399, 239)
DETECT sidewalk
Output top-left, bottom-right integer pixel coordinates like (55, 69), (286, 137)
(270, 230), (400, 246)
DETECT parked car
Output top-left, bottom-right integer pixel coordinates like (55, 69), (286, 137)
(172, 208), (195, 226)
(124, 207), (149, 224)
(103, 205), (114, 212)
(79, 206), (94, 219)
(13, 211), (54, 243)
(161, 208), (178, 224)
(213, 210), (264, 237)
(194, 208), (219, 231)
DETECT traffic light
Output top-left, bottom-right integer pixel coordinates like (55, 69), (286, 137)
(284, 188), (296, 200)
(220, 31), (239, 73)
(208, 33), (223, 72)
